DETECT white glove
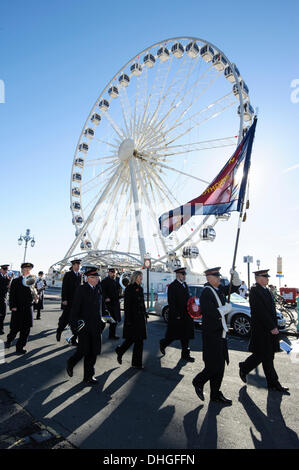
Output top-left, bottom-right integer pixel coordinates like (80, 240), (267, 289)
(217, 303), (232, 332)
(218, 303), (233, 316)
(230, 269), (242, 286)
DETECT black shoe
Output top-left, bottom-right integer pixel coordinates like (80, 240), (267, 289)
(66, 361), (73, 377)
(84, 377), (98, 386)
(109, 335), (120, 340)
(70, 337), (78, 346)
(181, 355), (195, 363)
(192, 381), (204, 401)
(159, 340), (166, 356)
(239, 363), (247, 383)
(115, 346), (122, 365)
(35, 317), (41, 320)
(210, 392), (232, 405)
(268, 384), (290, 394)
(132, 365), (144, 370)
(16, 349), (27, 355)
(56, 330), (61, 342)
(5, 340), (11, 349)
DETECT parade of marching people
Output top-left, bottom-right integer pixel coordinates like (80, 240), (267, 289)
(1, 258), (295, 399)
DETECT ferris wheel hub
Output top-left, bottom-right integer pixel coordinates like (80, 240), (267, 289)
(118, 138), (135, 161)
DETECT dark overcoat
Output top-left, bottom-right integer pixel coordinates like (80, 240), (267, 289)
(9, 277), (34, 330)
(123, 283), (147, 340)
(165, 279), (194, 341)
(70, 283), (105, 356)
(248, 283), (280, 357)
(0, 274), (9, 301)
(101, 276), (121, 322)
(200, 282), (239, 367)
(61, 270), (81, 310)
(0, 274), (10, 316)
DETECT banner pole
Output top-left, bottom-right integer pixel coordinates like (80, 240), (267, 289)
(228, 116), (257, 302)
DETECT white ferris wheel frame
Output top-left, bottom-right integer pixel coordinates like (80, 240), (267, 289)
(63, 36), (248, 270)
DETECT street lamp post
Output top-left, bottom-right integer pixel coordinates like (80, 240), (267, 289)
(144, 253), (151, 310)
(18, 229), (36, 263)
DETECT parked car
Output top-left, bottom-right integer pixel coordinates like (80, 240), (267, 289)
(153, 285), (287, 337)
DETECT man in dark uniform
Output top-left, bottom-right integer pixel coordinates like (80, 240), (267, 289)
(34, 271), (47, 320)
(6, 262), (35, 354)
(56, 259), (82, 344)
(159, 267), (195, 362)
(66, 267), (105, 386)
(192, 267), (241, 404)
(0, 264), (11, 334)
(239, 269), (289, 394)
(101, 268), (121, 339)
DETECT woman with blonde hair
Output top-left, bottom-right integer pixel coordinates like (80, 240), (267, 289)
(115, 271), (147, 369)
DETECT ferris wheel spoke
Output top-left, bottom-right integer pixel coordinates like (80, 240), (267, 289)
(149, 135), (238, 154)
(107, 180), (132, 250)
(148, 53), (202, 132)
(136, 160), (169, 254)
(135, 54), (190, 149)
(102, 111), (126, 139)
(143, 161), (181, 207)
(81, 162), (120, 193)
(94, 138), (119, 149)
(163, 90), (233, 140)
(162, 96), (236, 148)
(138, 151), (209, 184)
(161, 65), (220, 131)
(143, 162), (206, 243)
(145, 55), (174, 128)
(119, 86), (133, 137)
(145, 64), (218, 145)
(145, 54), (189, 126)
(84, 155), (118, 166)
(64, 164), (123, 260)
(110, 189), (132, 251)
(91, 171), (126, 249)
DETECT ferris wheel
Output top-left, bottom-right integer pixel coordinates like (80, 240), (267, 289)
(63, 37), (254, 272)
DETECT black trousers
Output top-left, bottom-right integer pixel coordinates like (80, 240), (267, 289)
(68, 342), (97, 381)
(7, 325), (31, 351)
(240, 352), (279, 387)
(0, 301), (6, 330)
(193, 358), (226, 399)
(161, 337), (191, 357)
(109, 322), (117, 338)
(36, 309), (41, 319)
(57, 307), (77, 340)
(118, 338), (143, 366)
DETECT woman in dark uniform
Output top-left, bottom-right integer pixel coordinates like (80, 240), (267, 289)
(115, 271), (147, 369)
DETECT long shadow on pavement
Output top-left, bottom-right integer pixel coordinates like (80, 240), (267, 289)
(238, 385), (299, 449)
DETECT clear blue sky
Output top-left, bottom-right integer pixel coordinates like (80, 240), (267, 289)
(1, 0), (298, 286)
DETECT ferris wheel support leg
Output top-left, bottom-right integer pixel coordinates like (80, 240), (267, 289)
(129, 158), (146, 260)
